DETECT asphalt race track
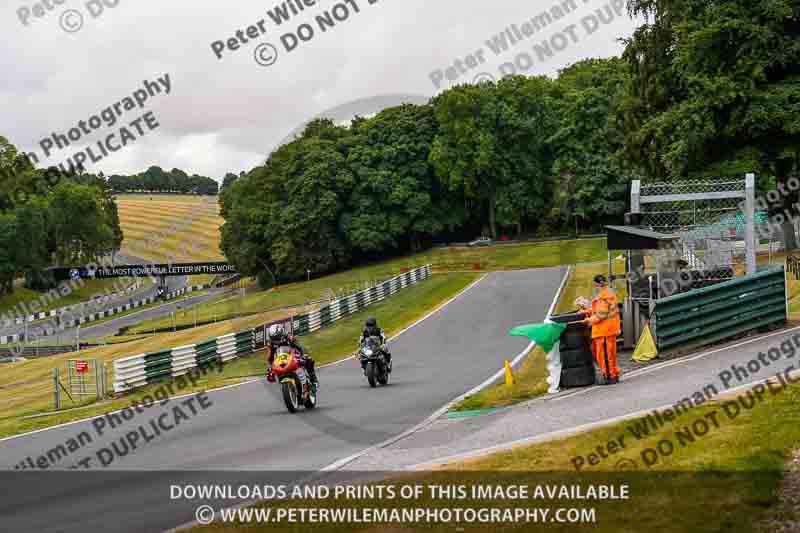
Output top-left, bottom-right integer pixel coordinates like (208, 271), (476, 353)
(0, 267), (567, 533)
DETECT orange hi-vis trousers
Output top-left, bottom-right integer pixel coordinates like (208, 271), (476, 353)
(591, 335), (619, 380)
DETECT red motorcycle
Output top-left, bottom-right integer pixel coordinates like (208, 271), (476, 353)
(270, 346), (317, 413)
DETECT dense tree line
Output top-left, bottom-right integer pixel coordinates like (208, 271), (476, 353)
(108, 166), (219, 195)
(221, 67), (635, 285)
(623, 0), (800, 248)
(0, 61), (637, 294)
(222, 0), (800, 284)
(221, 172), (241, 191)
(0, 137), (123, 295)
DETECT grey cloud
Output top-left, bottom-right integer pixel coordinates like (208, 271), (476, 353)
(0, 0), (640, 180)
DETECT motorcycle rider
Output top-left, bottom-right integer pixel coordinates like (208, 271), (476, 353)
(359, 317), (391, 371)
(266, 324), (319, 390)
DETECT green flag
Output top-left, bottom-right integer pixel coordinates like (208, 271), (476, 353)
(509, 322), (566, 353)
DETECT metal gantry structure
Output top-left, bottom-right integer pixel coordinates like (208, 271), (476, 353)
(630, 174), (757, 276)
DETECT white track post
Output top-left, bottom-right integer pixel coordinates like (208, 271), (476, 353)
(631, 180), (641, 215)
(786, 267), (790, 321)
(745, 173), (757, 275)
(94, 359), (102, 401)
(53, 367), (60, 409)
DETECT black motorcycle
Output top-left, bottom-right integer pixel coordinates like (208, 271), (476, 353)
(358, 336), (389, 388)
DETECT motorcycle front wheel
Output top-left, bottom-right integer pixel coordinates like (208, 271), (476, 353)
(377, 361), (389, 385)
(282, 382), (299, 413)
(366, 361), (377, 388)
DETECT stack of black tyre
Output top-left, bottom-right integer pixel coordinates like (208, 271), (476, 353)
(549, 311), (595, 388)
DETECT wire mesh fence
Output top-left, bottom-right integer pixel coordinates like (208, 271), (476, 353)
(637, 177), (755, 278)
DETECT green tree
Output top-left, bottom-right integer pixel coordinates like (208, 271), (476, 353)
(0, 213), (17, 295)
(141, 166), (167, 192)
(49, 181), (115, 264)
(270, 125), (354, 278)
(220, 168), (275, 284)
(493, 76), (559, 236)
(221, 120), (355, 284)
(345, 104), (460, 253)
(430, 77), (558, 238)
(550, 58), (638, 232)
(624, 0), (800, 247)
(221, 172), (238, 191)
(14, 197), (53, 289)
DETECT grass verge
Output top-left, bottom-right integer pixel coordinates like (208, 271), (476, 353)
(300, 272), (480, 366)
(451, 347), (549, 412)
(0, 308), (309, 436)
(195, 378), (800, 533)
(436, 380), (800, 533)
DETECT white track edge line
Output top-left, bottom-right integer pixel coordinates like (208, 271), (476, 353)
(320, 266), (570, 473)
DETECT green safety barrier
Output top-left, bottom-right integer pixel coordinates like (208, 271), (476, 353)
(652, 267), (788, 351)
(194, 338), (219, 366)
(143, 349), (173, 383)
(115, 265), (431, 394)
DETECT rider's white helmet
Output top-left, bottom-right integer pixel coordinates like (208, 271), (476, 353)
(268, 324), (285, 341)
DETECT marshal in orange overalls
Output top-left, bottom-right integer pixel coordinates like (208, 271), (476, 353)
(581, 283), (621, 381)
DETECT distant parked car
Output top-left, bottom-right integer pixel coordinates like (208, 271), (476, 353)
(467, 237), (493, 247)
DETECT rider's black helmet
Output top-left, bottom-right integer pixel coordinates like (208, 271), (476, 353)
(365, 317), (377, 328)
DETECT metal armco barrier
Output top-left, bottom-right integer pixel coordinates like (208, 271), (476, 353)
(113, 265), (431, 394)
(0, 333), (22, 345)
(0, 344), (100, 357)
(63, 283), (211, 328)
(1, 285), (205, 346)
(652, 266), (787, 351)
(0, 279), (142, 328)
(1, 283), (210, 334)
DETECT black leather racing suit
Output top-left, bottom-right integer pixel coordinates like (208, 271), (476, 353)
(360, 326), (391, 366)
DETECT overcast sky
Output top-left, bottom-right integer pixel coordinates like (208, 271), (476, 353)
(2, 0), (641, 181)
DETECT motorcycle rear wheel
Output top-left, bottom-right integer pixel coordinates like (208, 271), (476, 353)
(366, 362), (377, 388)
(282, 382), (299, 413)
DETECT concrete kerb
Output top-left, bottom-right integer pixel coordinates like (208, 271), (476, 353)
(407, 364), (800, 471)
(404, 324), (800, 469)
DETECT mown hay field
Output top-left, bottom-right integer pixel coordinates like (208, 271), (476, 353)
(116, 194), (224, 263)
